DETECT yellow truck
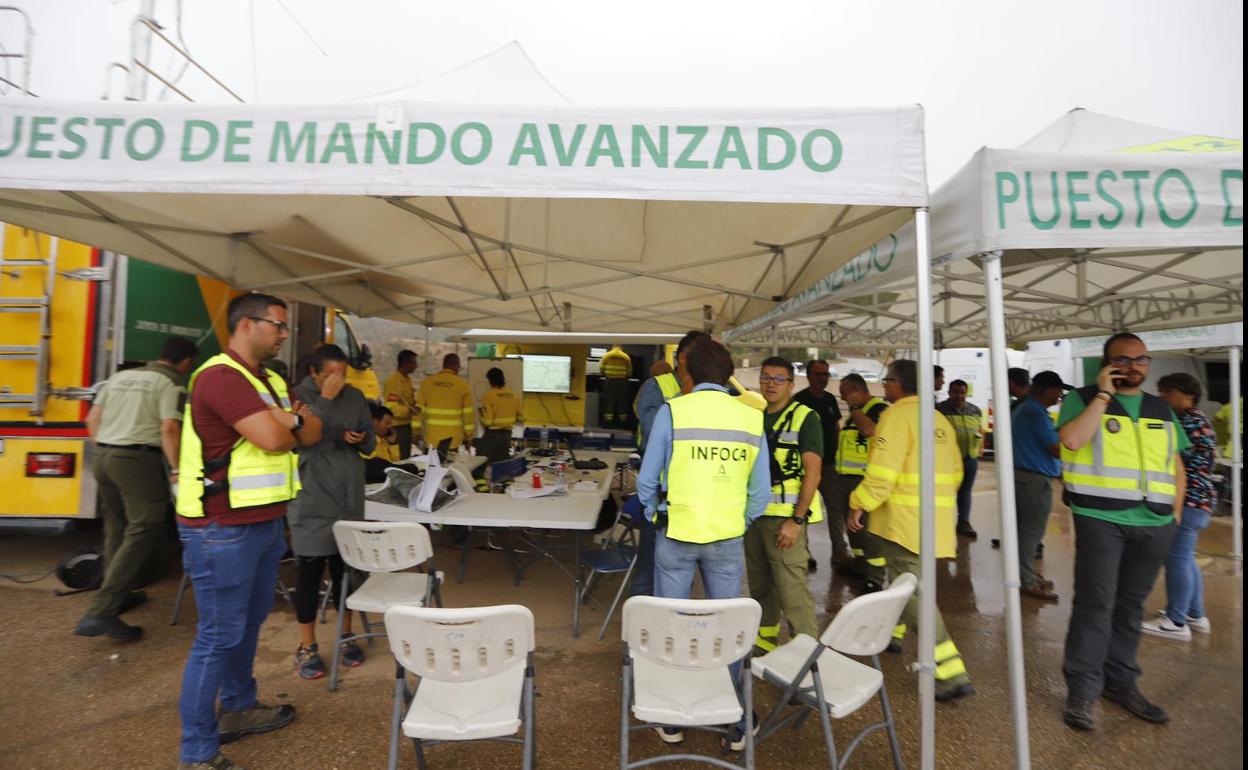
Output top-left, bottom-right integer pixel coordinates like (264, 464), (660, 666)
(0, 222), (378, 528)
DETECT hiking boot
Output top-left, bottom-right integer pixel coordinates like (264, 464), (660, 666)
(339, 639), (366, 668)
(177, 753), (248, 770)
(119, 590), (148, 614)
(1020, 583), (1059, 602)
(1064, 696), (1095, 731)
(955, 521), (978, 539)
(1141, 616), (1191, 642)
(295, 644), (326, 680)
(74, 615), (142, 641)
(1102, 687), (1168, 724)
(218, 702), (296, 744)
(862, 578), (884, 594)
(934, 683), (975, 702)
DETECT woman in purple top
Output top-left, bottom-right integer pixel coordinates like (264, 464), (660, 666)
(1142, 372), (1218, 641)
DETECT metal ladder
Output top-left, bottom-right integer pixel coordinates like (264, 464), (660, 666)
(0, 234), (58, 418)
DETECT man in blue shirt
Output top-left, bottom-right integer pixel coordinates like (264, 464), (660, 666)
(1011, 370), (1070, 600)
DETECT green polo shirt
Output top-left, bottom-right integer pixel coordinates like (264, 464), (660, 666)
(1058, 391), (1189, 527)
(94, 362), (185, 446)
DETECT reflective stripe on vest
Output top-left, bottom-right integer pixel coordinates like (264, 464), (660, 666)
(1060, 386), (1178, 516)
(665, 389), (764, 544)
(176, 353), (301, 518)
(763, 401), (824, 522)
(835, 397), (886, 476)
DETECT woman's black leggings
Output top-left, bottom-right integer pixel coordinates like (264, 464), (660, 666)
(294, 554), (345, 625)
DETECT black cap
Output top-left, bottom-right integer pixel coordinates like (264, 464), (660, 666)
(1032, 371), (1073, 391)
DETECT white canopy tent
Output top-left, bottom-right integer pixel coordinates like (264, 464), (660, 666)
(0, 63), (961, 765)
(726, 109), (1244, 770)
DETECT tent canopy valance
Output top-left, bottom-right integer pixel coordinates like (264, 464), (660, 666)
(725, 109), (1243, 349)
(0, 97), (926, 334)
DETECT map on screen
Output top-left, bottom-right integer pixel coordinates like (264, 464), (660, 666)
(519, 354), (572, 394)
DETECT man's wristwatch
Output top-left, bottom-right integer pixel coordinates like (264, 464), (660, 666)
(292, 413), (305, 432)
(791, 513), (809, 526)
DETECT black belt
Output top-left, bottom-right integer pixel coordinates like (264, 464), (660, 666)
(485, 427), (512, 433)
(97, 443), (162, 454)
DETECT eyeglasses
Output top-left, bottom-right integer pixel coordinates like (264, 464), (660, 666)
(247, 316), (290, 333)
(758, 375), (792, 384)
(1108, 355), (1151, 367)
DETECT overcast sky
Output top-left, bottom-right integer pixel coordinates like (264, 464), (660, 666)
(5, 0), (1243, 186)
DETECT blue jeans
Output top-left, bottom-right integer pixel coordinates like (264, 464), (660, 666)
(177, 518), (287, 763)
(957, 457), (979, 525)
(654, 529), (749, 731)
(630, 514), (657, 596)
(1164, 506), (1211, 624)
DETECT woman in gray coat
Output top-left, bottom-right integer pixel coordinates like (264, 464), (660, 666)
(287, 344), (376, 680)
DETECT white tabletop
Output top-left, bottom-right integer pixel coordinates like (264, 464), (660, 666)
(364, 449), (620, 530)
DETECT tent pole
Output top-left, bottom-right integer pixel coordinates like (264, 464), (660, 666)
(424, 301), (433, 375)
(1231, 344), (1242, 560)
(914, 208), (937, 770)
(771, 325), (779, 356)
(983, 251), (1032, 769)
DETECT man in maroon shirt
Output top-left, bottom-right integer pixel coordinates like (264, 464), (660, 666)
(176, 293), (323, 770)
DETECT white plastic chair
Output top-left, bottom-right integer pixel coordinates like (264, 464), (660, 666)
(384, 604), (536, 770)
(330, 520), (443, 693)
(620, 596), (762, 770)
(752, 573), (917, 769)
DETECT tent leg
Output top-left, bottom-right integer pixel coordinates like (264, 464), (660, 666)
(913, 207), (937, 770)
(1231, 345), (1242, 560)
(983, 251), (1032, 770)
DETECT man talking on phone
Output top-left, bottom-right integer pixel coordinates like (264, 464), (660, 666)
(1059, 332), (1187, 732)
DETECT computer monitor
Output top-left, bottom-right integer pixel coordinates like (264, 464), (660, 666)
(520, 354), (572, 394)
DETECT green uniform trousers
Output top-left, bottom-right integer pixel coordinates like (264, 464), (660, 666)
(744, 516), (819, 650)
(870, 533), (971, 694)
(829, 472), (886, 583)
(85, 445), (171, 618)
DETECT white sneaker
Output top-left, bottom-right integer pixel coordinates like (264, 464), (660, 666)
(1141, 616), (1192, 641)
(1187, 615), (1212, 634)
(654, 727), (684, 744)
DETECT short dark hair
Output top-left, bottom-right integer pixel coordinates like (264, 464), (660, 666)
(159, 336), (198, 364)
(1102, 331), (1144, 362)
(397, 349), (417, 367)
(310, 344), (348, 373)
(226, 292), (287, 334)
(1008, 367), (1030, 387)
(934, 365), (944, 376)
(486, 367), (505, 388)
(888, 359), (918, 394)
(686, 336), (733, 386)
(369, 401), (394, 421)
(841, 373), (868, 391)
(807, 359), (830, 374)
(949, 379), (968, 391)
(442, 353), (460, 370)
(760, 356), (794, 378)
(675, 330), (710, 360)
(1158, 372), (1203, 402)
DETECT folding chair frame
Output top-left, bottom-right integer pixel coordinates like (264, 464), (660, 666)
(578, 497), (641, 641)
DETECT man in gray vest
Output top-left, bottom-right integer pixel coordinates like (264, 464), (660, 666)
(75, 336), (199, 640)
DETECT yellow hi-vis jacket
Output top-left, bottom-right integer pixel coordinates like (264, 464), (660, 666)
(634, 371), (682, 448)
(176, 354), (301, 518)
(763, 400), (824, 522)
(416, 369), (475, 448)
(848, 395), (962, 558)
(1060, 385), (1179, 516)
(835, 397), (887, 476)
(481, 387), (520, 429)
(665, 389), (765, 544)
(599, 348), (632, 379)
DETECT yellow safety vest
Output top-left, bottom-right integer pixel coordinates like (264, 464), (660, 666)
(835, 397), (887, 476)
(664, 389), (764, 544)
(176, 354), (301, 518)
(635, 372), (682, 448)
(599, 349), (632, 379)
(763, 400), (824, 522)
(1061, 386), (1178, 516)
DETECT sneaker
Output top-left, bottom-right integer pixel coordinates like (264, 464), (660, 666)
(934, 683), (975, 702)
(295, 644), (326, 680)
(1141, 616), (1192, 642)
(218, 702), (296, 744)
(1101, 687), (1168, 724)
(177, 753), (248, 770)
(1187, 615), (1212, 634)
(862, 579), (884, 594)
(1063, 695), (1095, 731)
(339, 640), (366, 668)
(654, 727), (684, 744)
(73, 614), (142, 641)
(119, 590), (148, 614)
(727, 713), (760, 752)
(955, 521), (978, 539)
